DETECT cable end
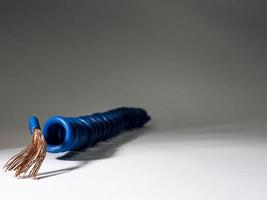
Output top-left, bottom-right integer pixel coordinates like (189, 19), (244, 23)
(3, 128), (46, 179)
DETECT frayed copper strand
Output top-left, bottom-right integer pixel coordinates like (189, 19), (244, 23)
(3, 129), (46, 179)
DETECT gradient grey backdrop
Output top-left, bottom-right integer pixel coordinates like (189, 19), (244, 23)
(0, 0), (266, 148)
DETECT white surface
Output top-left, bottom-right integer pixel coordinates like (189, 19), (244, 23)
(1, 120), (267, 200)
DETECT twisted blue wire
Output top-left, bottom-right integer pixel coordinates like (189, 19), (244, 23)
(29, 107), (150, 153)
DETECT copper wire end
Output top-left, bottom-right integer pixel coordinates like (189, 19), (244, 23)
(3, 129), (47, 179)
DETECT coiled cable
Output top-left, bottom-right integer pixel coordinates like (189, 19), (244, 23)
(4, 106), (150, 178)
(30, 107), (150, 153)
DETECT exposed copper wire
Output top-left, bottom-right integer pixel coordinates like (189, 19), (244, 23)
(3, 129), (46, 179)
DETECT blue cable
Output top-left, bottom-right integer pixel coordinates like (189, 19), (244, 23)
(29, 107), (150, 153)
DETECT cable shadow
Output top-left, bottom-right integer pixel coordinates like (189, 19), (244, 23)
(35, 125), (153, 180)
(22, 165), (85, 180)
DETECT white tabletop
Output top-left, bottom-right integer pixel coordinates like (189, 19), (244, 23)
(1, 119), (267, 200)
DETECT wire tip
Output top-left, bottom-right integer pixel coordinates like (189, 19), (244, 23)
(3, 129), (47, 179)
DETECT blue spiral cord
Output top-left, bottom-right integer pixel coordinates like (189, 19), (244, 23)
(29, 107), (150, 153)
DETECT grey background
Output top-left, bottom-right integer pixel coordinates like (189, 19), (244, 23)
(0, 0), (267, 148)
